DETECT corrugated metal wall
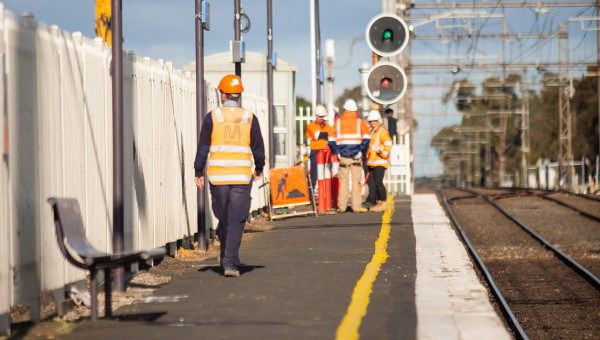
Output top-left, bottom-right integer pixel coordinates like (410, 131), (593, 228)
(0, 6), (270, 331)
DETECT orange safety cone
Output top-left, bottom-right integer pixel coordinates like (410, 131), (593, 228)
(317, 150), (333, 212)
(317, 150), (326, 212)
(324, 149), (332, 211)
(331, 154), (339, 209)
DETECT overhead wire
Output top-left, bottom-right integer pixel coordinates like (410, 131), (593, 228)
(334, 35), (364, 70)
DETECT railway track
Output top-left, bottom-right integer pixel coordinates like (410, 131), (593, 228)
(440, 188), (600, 340)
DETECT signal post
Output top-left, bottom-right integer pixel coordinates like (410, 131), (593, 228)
(364, 11), (412, 193)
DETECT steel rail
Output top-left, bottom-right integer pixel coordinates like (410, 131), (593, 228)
(557, 189), (600, 203)
(439, 190), (528, 340)
(534, 192), (600, 223)
(466, 189), (600, 290)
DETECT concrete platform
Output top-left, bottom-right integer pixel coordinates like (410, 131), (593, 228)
(61, 194), (511, 340)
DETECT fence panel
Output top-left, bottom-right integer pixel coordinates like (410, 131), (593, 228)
(0, 5), (10, 330)
(0, 8), (270, 332)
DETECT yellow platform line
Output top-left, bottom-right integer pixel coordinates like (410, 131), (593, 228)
(335, 195), (395, 340)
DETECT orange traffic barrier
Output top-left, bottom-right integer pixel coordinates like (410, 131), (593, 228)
(331, 154), (339, 209)
(317, 149), (332, 212)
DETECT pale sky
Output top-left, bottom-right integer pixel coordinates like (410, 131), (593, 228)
(1, 1), (596, 177)
(0, 0), (381, 100)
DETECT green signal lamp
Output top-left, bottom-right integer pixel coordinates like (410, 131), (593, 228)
(382, 29), (393, 40)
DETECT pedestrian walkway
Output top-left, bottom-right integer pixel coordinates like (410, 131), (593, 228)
(61, 194), (511, 340)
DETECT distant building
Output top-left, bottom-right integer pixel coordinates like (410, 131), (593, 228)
(184, 51), (297, 169)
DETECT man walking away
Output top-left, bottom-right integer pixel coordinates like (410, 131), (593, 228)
(328, 99), (370, 213)
(194, 74), (265, 277)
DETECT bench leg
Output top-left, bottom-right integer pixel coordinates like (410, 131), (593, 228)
(104, 269), (112, 318)
(90, 269), (98, 321)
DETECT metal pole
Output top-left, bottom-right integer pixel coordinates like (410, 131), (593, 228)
(309, 0), (316, 110)
(325, 39), (335, 124)
(521, 84), (527, 187)
(267, 0), (275, 165)
(234, 0), (241, 77)
(314, 0), (322, 105)
(111, 0), (124, 292)
(597, 3), (600, 182)
(195, 0), (207, 251)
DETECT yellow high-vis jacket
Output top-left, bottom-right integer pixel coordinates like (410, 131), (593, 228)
(207, 107), (254, 185)
(366, 125), (392, 168)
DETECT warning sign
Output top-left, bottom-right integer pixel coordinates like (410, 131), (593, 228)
(270, 165), (310, 207)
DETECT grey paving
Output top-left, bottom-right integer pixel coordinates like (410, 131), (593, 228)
(62, 196), (416, 340)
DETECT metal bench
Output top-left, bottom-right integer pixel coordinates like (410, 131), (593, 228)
(48, 197), (166, 320)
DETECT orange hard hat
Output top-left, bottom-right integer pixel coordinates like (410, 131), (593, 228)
(218, 74), (244, 94)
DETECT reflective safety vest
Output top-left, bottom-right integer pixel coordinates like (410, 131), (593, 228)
(329, 111), (371, 158)
(207, 107), (254, 185)
(306, 121), (332, 150)
(366, 125), (393, 168)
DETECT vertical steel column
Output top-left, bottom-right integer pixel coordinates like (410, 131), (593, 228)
(234, 0), (242, 77)
(314, 0), (321, 105)
(485, 116), (492, 187)
(111, 0), (125, 292)
(521, 81), (530, 187)
(498, 7), (507, 186)
(267, 0), (274, 164)
(195, 0), (207, 251)
(597, 3), (600, 183)
(325, 39), (335, 124)
(558, 23), (572, 188)
(309, 0), (316, 110)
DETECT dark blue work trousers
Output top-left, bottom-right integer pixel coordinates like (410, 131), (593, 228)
(209, 181), (253, 268)
(367, 165), (387, 202)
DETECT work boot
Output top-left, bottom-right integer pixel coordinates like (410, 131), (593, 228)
(370, 201), (387, 212)
(352, 207), (368, 213)
(362, 200), (375, 208)
(224, 266), (240, 277)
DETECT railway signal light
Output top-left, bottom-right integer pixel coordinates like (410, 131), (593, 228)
(365, 62), (407, 105)
(365, 13), (409, 57)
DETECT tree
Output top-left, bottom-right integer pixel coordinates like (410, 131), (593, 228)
(434, 67), (599, 188)
(296, 96), (310, 112)
(334, 86), (362, 113)
(432, 74), (522, 186)
(531, 68), (600, 179)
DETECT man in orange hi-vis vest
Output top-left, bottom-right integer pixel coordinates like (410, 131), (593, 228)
(328, 99), (371, 213)
(194, 75), (265, 277)
(365, 110), (393, 212)
(306, 104), (332, 197)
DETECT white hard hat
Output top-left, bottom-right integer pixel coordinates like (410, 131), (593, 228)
(367, 110), (382, 121)
(343, 99), (358, 112)
(315, 105), (327, 117)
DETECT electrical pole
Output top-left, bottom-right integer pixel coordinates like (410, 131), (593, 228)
(234, 0), (241, 77)
(310, 0), (316, 110)
(597, 2), (600, 187)
(521, 80), (531, 187)
(325, 39), (335, 124)
(498, 8), (508, 186)
(314, 0), (322, 105)
(111, 0), (124, 292)
(267, 0), (274, 164)
(195, 0), (207, 251)
(558, 23), (573, 188)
